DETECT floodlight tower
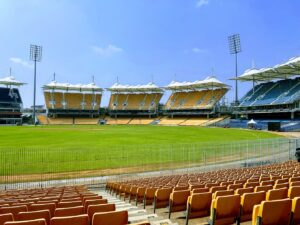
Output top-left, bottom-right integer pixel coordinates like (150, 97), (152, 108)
(228, 34), (242, 105)
(29, 44), (42, 125)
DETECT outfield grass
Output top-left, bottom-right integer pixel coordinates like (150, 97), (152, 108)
(0, 125), (283, 178)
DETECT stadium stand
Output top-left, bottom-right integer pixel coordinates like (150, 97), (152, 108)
(42, 80), (103, 122)
(107, 160), (300, 225)
(107, 83), (163, 117)
(233, 56), (300, 119)
(164, 77), (229, 115)
(0, 76), (25, 125)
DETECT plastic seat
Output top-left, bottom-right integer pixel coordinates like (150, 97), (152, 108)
(240, 191), (265, 222)
(54, 206), (84, 217)
(84, 199), (108, 213)
(128, 187), (138, 203)
(274, 183), (289, 189)
(57, 201), (82, 208)
(87, 204), (115, 221)
(92, 211), (128, 225)
(288, 186), (300, 199)
(260, 180), (274, 186)
(153, 188), (172, 213)
(209, 194), (240, 225)
(0, 213), (14, 225)
(36, 201), (58, 207)
(17, 211), (50, 225)
(191, 188), (209, 194)
(0, 206), (28, 218)
(227, 184), (243, 191)
(291, 197), (300, 225)
(212, 190), (234, 199)
(291, 181), (300, 187)
(50, 214), (89, 225)
(168, 190), (190, 218)
(135, 187), (146, 206)
(252, 199), (292, 225)
(143, 188), (157, 209)
(82, 196), (102, 204)
(210, 186), (227, 194)
(185, 193), (212, 225)
(29, 204), (56, 217)
(189, 184), (205, 190)
(244, 182), (259, 188)
(266, 188), (288, 201)
(254, 185), (272, 193)
(235, 187), (253, 195)
(5, 219), (46, 225)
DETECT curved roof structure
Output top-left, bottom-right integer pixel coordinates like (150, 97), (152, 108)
(0, 76), (26, 86)
(107, 82), (163, 93)
(164, 76), (229, 91)
(43, 80), (103, 92)
(232, 56), (300, 82)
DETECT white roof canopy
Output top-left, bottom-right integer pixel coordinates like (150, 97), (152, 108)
(43, 80), (103, 92)
(164, 76), (229, 90)
(232, 56), (300, 82)
(107, 82), (163, 93)
(0, 76), (26, 86)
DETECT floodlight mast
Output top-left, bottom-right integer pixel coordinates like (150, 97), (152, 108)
(29, 44), (42, 125)
(228, 34), (242, 106)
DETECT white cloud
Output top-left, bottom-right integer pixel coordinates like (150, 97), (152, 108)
(10, 57), (33, 69)
(192, 47), (206, 54)
(92, 44), (123, 56)
(196, 0), (209, 8)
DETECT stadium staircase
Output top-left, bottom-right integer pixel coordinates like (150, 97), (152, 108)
(96, 190), (178, 225)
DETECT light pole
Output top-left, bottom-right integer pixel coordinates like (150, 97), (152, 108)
(228, 34), (242, 106)
(30, 44), (42, 125)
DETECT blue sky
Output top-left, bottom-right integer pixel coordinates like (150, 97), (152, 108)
(1, 0), (300, 107)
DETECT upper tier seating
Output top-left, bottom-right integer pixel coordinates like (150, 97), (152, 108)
(0, 88), (22, 104)
(165, 88), (227, 110)
(108, 93), (162, 111)
(239, 77), (300, 107)
(44, 92), (101, 110)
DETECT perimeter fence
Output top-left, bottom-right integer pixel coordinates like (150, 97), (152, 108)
(0, 137), (298, 190)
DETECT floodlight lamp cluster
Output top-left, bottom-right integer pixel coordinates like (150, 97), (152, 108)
(30, 45), (43, 62)
(228, 34), (241, 54)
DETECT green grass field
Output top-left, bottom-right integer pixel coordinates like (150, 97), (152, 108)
(0, 125), (283, 180)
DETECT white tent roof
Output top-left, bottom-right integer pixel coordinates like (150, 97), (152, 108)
(247, 119), (257, 124)
(0, 76), (26, 86)
(232, 56), (300, 82)
(165, 76), (229, 90)
(43, 80), (103, 92)
(107, 82), (163, 93)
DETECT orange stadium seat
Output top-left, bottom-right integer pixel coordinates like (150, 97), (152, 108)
(153, 188), (173, 213)
(265, 188), (288, 201)
(29, 204), (56, 217)
(168, 190), (190, 218)
(84, 199), (107, 213)
(240, 191), (266, 222)
(0, 214), (14, 225)
(54, 206), (84, 217)
(50, 215), (89, 225)
(17, 211), (50, 225)
(92, 211), (128, 225)
(185, 192), (212, 225)
(0, 206), (28, 218)
(5, 219), (46, 225)
(291, 197), (300, 225)
(209, 194), (240, 225)
(87, 204), (115, 221)
(252, 199), (292, 225)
